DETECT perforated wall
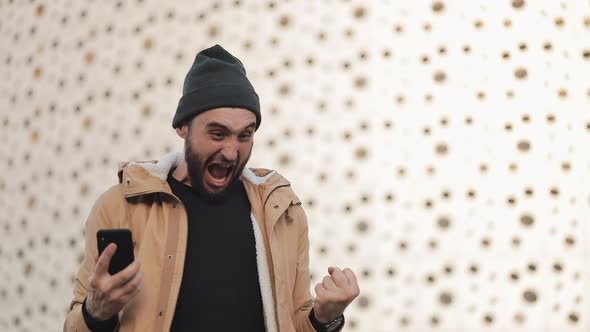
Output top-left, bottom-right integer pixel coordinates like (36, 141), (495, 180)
(1, 0), (589, 331)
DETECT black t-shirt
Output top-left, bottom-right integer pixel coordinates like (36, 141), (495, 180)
(168, 172), (265, 332)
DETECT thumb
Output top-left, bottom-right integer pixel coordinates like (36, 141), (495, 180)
(95, 243), (117, 276)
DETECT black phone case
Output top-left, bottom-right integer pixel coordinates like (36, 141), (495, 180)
(97, 229), (134, 275)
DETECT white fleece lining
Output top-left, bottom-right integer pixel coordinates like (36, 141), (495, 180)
(127, 151), (184, 181)
(252, 213), (279, 332)
(242, 167), (275, 185)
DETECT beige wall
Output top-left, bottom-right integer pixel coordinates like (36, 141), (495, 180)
(0, 0), (589, 331)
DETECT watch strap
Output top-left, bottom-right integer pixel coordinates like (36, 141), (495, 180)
(309, 308), (345, 332)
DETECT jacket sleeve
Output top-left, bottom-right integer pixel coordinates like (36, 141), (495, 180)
(290, 204), (320, 332)
(63, 186), (124, 332)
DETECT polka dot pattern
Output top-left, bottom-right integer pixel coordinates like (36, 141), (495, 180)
(0, 0), (589, 331)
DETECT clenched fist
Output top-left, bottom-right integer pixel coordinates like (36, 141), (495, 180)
(313, 266), (360, 323)
(85, 243), (142, 321)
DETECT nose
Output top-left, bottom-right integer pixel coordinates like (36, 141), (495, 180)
(220, 139), (238, 162)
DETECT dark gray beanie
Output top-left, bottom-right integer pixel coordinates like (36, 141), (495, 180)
(172, 44), (261, 129)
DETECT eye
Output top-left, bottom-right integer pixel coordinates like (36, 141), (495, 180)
(210, 131), (224, 140)
(239, 132), (253, 141)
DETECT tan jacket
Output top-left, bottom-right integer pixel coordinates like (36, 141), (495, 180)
(64, 152), (318, 332)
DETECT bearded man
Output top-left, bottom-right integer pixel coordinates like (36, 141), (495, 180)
(64, 45), (359, 332)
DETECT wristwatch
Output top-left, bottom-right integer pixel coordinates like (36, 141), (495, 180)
(309, 308), (345, 332)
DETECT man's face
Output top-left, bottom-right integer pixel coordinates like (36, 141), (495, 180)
(183, 107), (256, 201)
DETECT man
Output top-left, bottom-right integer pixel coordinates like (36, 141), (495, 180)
(63, 44), (359, 332)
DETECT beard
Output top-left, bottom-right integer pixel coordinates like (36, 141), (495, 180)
(184, 136), (250, 202)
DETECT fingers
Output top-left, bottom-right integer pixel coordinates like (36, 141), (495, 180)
(314, 282), (327, 302)
(109, 260), (141, 290)
(323, 266), (360, 297)
(92, 261), (141, 306)
(342, 268), (358, 287)
(314, 283), (326, 295)
(110, 270), (142, 303)
(328, 267), (349, 288)
(322, 275), (337, 290)
(94, 243), (117, 276)
(327, 266), (357, 287)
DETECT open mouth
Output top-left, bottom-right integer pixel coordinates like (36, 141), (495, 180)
(205, 163), (235, 190)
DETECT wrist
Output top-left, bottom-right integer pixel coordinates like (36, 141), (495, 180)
(82, 298), (118, 331)
(314, 312), (332, 325)
(84, 298), (107, 321)
(309, 307), (344, 332)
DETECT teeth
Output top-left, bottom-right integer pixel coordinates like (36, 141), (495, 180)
(211, 163), (232, 168)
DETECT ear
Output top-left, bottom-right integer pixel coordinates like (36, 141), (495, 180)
(175, 125), (188, 139)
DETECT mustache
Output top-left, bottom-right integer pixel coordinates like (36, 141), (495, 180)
(207, 161), (235, 167)
(204, 153), (238, 167)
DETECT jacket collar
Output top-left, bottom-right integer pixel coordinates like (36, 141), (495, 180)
(116, 151), (298, 205)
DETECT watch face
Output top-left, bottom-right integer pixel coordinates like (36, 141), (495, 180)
(326, 316), (344, 332)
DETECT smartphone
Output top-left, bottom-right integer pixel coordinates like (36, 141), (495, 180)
(97, 229), (134, 275)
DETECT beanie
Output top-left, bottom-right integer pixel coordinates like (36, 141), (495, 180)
(172, 44), (261, 129)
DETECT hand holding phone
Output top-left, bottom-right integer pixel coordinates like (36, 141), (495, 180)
(85, 229), (142, 321)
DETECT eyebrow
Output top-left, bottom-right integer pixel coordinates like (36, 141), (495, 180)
(205, 121), (256, 133)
